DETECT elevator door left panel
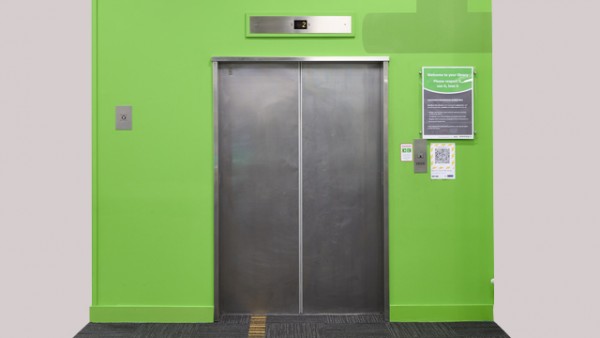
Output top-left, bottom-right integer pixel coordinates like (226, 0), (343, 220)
(218, 62), (300, 314)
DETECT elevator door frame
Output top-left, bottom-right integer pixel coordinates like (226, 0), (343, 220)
(212, 56), (389, 321)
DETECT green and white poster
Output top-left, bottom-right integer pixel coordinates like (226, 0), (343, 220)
(422, 67), (474, 139)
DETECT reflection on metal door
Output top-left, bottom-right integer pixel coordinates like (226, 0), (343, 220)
(215, 58), (387, 316)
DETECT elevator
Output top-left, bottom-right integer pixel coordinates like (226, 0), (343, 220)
(213, 57), (389, 316)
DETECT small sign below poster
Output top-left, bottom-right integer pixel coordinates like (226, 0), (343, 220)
(400, 144), (413, 162)
(422, 67), (474, 139)
(430, 143), (456, 180)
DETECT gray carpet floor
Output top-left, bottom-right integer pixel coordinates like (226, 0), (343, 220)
(75, 314), (510, 337)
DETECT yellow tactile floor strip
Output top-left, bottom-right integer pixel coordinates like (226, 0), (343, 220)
(248, 315), (267, 337)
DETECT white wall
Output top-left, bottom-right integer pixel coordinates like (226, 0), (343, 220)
(493, 0), (600, 337)
(0, 0), (598, 337)
(0, 1), (91, 337)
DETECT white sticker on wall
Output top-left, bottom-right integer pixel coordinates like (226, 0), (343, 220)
(400, 144), (413, 162)
(430, 143), (456, 180)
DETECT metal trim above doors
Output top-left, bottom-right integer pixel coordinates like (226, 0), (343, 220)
(211, 56), (390, 62)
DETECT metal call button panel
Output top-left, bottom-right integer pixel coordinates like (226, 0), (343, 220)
(116, 106), (132, 130)
(249, 16), (352, 35)
(414, 139), (427, 173)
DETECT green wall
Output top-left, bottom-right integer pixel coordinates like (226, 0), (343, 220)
(91, 0), (494, 322)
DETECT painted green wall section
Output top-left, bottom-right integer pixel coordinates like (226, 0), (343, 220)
(92, 0), (493, 323)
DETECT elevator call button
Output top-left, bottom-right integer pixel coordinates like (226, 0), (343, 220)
(116, 106), (132, 130)
(414, 139), (427, 173)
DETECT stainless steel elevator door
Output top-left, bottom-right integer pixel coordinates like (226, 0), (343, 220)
(302, 63), (383, 313)
(218, 62), (300, 314)
(217, 60), (384, 315)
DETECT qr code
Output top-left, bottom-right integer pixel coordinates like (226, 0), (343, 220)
(435, 148), (451, 164)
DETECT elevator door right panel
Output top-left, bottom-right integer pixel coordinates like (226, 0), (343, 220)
(302, 63), (384, 313)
